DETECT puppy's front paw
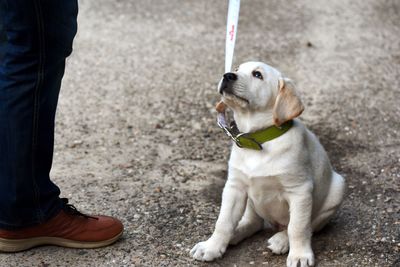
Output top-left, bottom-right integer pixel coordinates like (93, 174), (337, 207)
(190, 239), (227, 261)
(286, 249), (315, 267)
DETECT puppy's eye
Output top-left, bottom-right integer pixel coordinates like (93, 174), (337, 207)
(252, 71), (263, 80)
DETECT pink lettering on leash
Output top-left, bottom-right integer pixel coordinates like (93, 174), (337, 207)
(229, 24), (235, 41)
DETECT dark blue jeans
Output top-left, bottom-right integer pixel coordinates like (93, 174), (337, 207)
(0, 0), (78, 229)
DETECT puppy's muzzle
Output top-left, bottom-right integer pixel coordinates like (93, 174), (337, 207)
(219, 72), (237, 94)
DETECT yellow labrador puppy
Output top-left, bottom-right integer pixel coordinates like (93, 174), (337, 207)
(190, 62), (345, 267)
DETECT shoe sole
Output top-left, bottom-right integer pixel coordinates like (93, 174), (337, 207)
(0, 231), (123, 253)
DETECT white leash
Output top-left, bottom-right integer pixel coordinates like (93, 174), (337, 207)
(217, 0), (240, 136)
(225, 0), (241, 73)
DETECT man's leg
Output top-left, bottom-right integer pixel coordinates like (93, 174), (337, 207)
(0, 0), (123, 251)
(0, 0), (74, 229)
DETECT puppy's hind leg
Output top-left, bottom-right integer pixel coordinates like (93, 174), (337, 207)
(230, 200), (264, 245)
(267, 230), (289, 255)
(312, 172), (345, 232)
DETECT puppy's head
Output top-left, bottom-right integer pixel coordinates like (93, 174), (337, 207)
(218, 61), (304, 127)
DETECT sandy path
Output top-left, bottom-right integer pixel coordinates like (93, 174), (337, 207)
(1, 0), (398, 266)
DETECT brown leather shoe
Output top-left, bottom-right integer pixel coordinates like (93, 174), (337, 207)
(0, 199), (123, 252)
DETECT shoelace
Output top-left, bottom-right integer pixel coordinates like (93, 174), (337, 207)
(61, 198), (98, 220)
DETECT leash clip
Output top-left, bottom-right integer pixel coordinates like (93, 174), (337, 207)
(217, 112), (262, 150)
(217, 112), (242, 147)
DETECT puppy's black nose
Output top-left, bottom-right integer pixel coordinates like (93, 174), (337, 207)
(223, 72), (237, 81)
(219, 72), (237, 94)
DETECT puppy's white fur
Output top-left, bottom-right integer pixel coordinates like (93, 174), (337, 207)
(190, 62), (345, 267)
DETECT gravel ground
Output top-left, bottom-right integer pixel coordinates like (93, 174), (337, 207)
(1, 0), (399, 266)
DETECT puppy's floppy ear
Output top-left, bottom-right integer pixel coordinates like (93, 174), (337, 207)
(273, 78), (304, 127)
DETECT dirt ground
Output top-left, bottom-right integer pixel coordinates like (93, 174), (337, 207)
(1, 0), (399, 266)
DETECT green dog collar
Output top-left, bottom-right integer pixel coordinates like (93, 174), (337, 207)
(217, 114), (293, 150)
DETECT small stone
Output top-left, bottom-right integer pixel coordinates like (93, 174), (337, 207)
(384, 197), (392, 202)
(70, 140), (83, 148)
(154, 187), (162, 193)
